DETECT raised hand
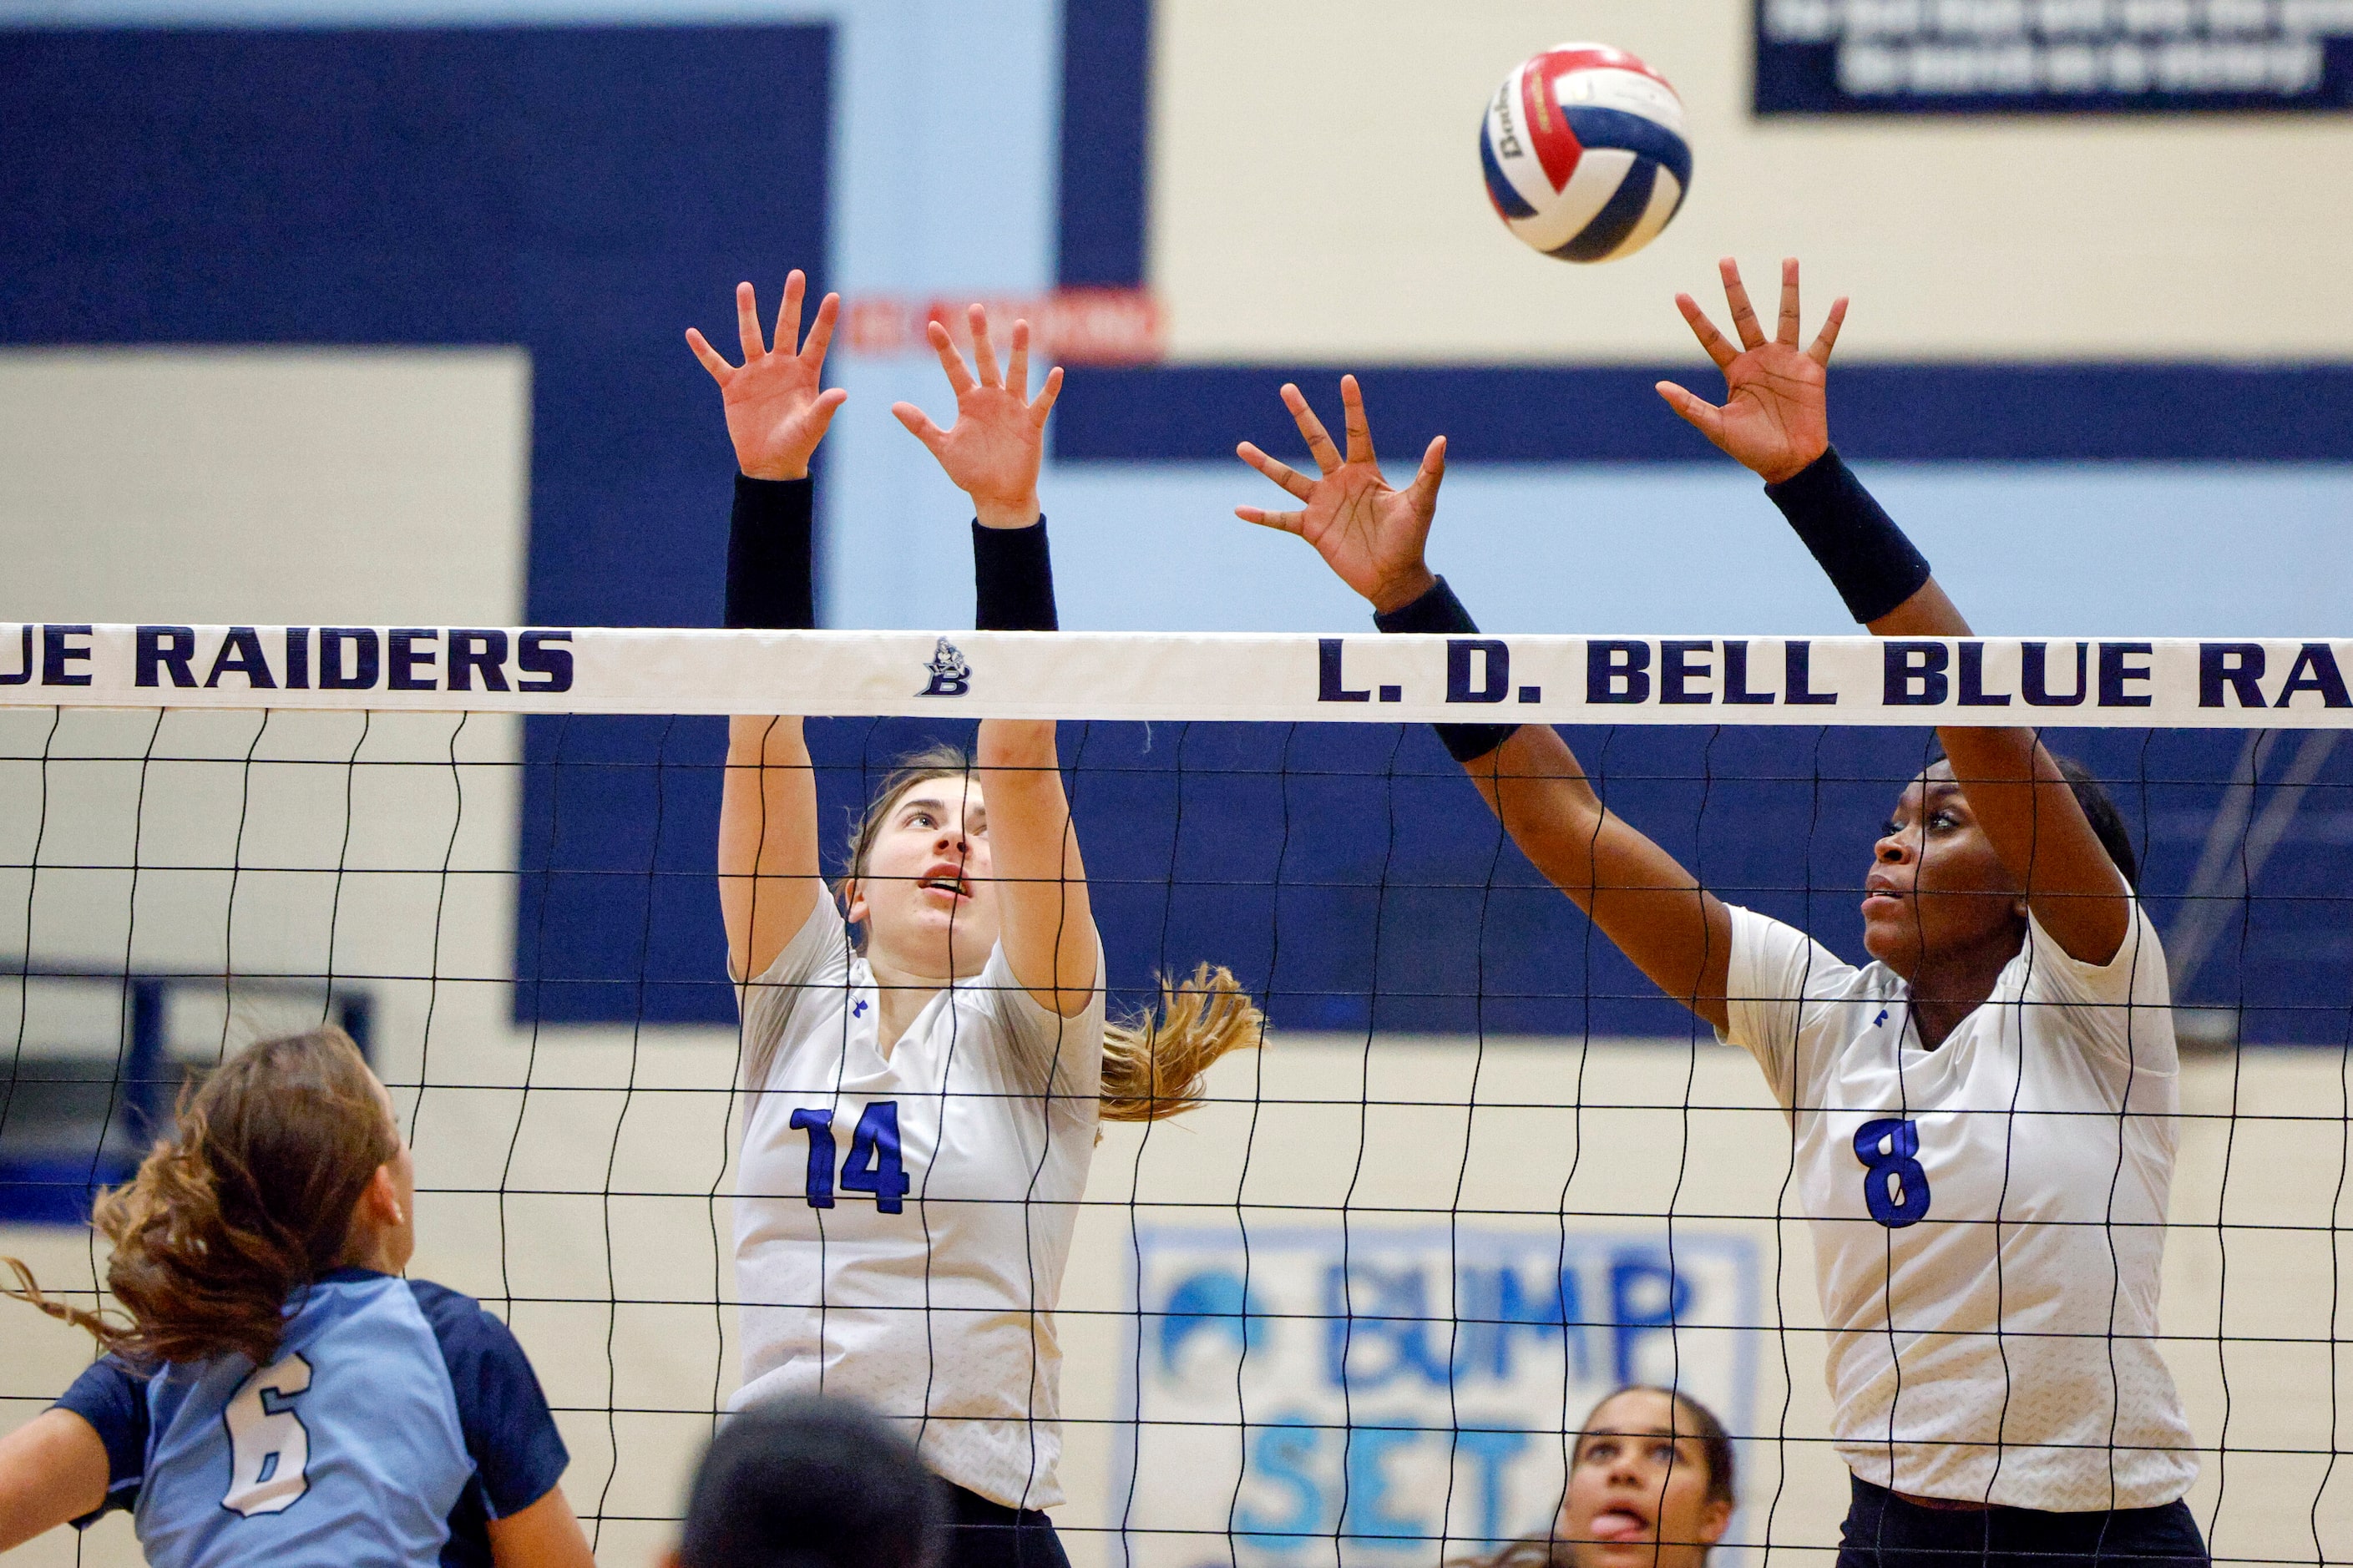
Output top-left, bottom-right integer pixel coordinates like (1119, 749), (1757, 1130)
(893, 306), (1064, 529)
(1656, 257), (1848, 485)
(1234, 376), (1446, 615)
(686, 271), (848, 481)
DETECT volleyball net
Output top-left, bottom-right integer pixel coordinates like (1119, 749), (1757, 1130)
(4, 623), (2353, 1568)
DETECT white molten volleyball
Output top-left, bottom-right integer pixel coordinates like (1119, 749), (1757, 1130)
(1480, 43), (1693, 263)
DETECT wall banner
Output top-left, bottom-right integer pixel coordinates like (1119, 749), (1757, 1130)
(1756, 0), (2353, 114)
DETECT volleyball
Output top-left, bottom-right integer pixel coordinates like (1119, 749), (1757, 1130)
(1479, 42), (1693, 263)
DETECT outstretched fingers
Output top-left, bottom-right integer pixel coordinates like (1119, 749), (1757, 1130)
(926, 319), (978, 397)
(1339, 374), (1376, 466)
(1234, 503), (1308, 536)
(1282, 383), (1344, 475)
(1030, 364), (1065, 425)
(684, 326), (733, 386)
(1675, 293), (1739, 372)
(799, 291), (840, 366)
(891, 400), (949, 457)
(1809, 295), (1850, 366)
(1404, 434), (1447, 508)
(1718, 257), (1767, 351)
(1005, 318), (1032, 400)
(1776, 257), (1803, 348)
(736, 281), (767, 363)
(1236, 441), (1316, 503)
(804, 386), (850, 441)
(968, 305), (1003, 389)
(1655, 380), (1727, 443)
(774, 270), (807, 360)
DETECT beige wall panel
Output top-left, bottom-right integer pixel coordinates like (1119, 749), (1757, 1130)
(1152, 1), (2353, 362)
(0, 348), (530, 625)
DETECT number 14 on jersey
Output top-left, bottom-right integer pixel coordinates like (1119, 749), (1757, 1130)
(787, 1101), (911, 1212)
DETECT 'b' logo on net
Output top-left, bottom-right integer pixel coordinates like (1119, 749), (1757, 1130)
(919, 637), (971, 697)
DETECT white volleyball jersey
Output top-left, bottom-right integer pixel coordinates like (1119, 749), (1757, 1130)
(1718, 899), (2197, 1511)
(731, 895), (1103, 1510)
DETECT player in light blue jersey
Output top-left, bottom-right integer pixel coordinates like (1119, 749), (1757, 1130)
(0, 1027), (595, 1568)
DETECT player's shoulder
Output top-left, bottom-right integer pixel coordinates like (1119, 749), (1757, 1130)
(55, 1352), (154, 1474)
(1725, 902), (1880, 993)
(402, 1277), (530, 1369)
(400, 1278), (569, 1510)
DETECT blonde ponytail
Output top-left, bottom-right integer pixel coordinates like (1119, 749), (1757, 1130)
(1099, 964), (1267, 1122)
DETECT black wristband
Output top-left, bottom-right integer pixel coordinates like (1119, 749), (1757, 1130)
(1764, 447), (1931, 624)
(724, 473), (816, 630)
(973, 518), (1059, 632)
(1371, 576), (1516, 766)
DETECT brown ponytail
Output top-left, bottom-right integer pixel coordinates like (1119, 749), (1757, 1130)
(843, 748), (1269, 1123)
(3, 1027), (398, 1368)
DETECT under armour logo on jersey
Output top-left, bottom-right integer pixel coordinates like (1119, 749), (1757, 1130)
(1873, 1009), (1889, 1029)
(852, 998), (868, 1018)
(918, 637), (971, 697)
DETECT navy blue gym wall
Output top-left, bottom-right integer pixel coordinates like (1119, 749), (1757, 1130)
(0, 23), (828, 1024)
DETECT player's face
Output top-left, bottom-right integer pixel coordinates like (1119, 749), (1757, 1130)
(849, 774), (1000, 980)
(1860, 761), (2027, 977)
(1558, 1389), (1729, 1568)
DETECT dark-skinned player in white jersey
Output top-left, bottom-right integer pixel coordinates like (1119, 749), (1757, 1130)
(1235, 259), (2205, 1568)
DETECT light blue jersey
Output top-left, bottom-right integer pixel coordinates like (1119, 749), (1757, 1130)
(57, 1267), (566, 1568)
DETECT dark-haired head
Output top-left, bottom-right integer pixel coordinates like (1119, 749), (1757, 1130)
(1861, 750), (2138, 982)
(1919, 746), (2137, 889)
(1451, 1386), (1735, 1568)
(673, 1395), (948, 1568)
(2049, 753), (2139, 890)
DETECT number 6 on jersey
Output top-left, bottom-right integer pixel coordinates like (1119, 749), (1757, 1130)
(222, 1353), (314, 1516)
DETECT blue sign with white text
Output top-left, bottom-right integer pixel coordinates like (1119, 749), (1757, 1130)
(1116, 1226), (1756, 1568)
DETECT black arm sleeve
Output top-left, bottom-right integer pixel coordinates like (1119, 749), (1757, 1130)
(724, 473), (817, 630)
(1762, 447), (1932, 625)
(973, 518), (1059, 632)
(1373, 576), (1518, 766)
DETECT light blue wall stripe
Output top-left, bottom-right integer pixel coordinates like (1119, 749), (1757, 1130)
(1040, 461), (2353, 638)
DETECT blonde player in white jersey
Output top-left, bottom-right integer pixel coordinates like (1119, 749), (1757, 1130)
(686, 275), (1260, 1568)
(1236, 258), (2207, 1568)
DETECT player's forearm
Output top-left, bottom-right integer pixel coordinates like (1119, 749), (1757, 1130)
(973, 488), (1043, 531)
(718, 713), (819, 969)
(1869, 579), (2047, 782)
(978, 718), (1096, 1006)
(1369, 577), (1519, 766)
(1857, 534), (2126, 947)
(976, 721), (1080, 893)
(484, 1484), (596, 1568)
(721, 461), (815, 736)
(1474, 728), (1733, 1023)
(726, 473), (816, 632)
(1472, 726), (1608, 874)
(727, 713), (808, 766)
